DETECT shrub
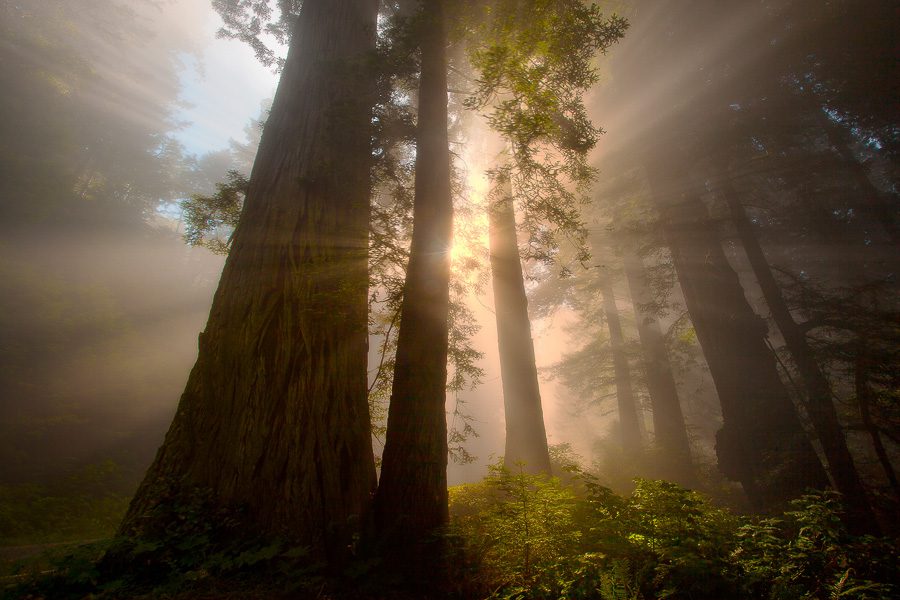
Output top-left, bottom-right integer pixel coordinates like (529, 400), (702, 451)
(449, 461), (582, 598)
(733, 491), (898, 599)
(449, 469), (897, 599)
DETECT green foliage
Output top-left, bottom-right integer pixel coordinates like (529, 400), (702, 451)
(560, 477), (739, 600)
(1, 535), (322, 600)
(0, 461), (131, 546)
(464, 0), (626, 154)
(450, 471), (897, 600)
(181, 170), (248, 255)
(0, 540), (111, 600)
(6, 480), (897, 599)
(449, 461), (582, 598)
(461, 0), (628, 267)
(212, 0), (298, 71)
(733, 491), (897, 600)
(3, 484), (328, 599)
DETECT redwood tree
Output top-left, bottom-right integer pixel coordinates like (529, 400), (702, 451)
(372, 1), (454, 568)
(647, 152), (830, 512)
(469, 0), (627, 476)
(714, 164), (880, 534)
(119, 0), (378, 560)
(621, 246), (695, 485)
(372, 0), (626, 563)
(598, 271), (642, 455)
(489, 170), (552, 473)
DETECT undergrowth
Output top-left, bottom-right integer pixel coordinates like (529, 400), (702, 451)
(0, 460), (132, 546)
(447, 462), (898, 599)
(2, 465), (897, 599)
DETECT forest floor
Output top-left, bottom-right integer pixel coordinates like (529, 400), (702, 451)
(0, 539), (107, 564)
(0, 540), (83, 578)
(2, 479), (897, 599)
(0, 539), (433, 599)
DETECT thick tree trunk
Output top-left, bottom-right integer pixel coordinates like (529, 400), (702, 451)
(717, 168), (880, 534)
(646, 157), (830, 513)
(489, 172), (552, 474)
(622, 247), (696, 486)
(372, 1), (452, 574)
(599, 273), (642, 455)
(119, 0), (378, 561)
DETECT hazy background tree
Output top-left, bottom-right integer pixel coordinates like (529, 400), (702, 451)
(488, 168), (553, 473)
(468, 0), (627, 476)
(584, 0), (897, 528)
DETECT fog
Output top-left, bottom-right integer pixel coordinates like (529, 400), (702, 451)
(1, 0), (896, 526)
(0, 0), (269, 488)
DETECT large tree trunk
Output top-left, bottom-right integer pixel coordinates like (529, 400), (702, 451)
(646, 157), (830, 513)
(372, 1), (452, 574)
(599, 273), (642, 455)
(489, 171), (552, 474)
(716, 167), (880, 534)
(621, 247), (696, 486)
(119, 0), (378, 561)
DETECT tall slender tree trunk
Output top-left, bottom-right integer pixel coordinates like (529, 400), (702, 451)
(621, 246), (696, 486)
(716, 167), (880, 534)
(645, 156), (830, 512)
(489, 170), (552, 474)
(856, 338), (900, 502)
(599, 273), (642, 455)
(119, 0), (378, 561)
(373, 1), (452, 573)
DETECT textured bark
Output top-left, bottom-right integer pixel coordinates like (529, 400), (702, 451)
(372, 1), (452, 571)
(622, 247), (696, 486)
(119, 0), (378, 560)
(489, 174), (552, 474)
(717, 168), (880, 534)
(599, 274), (642, 455)
(646, 157), (830, 513)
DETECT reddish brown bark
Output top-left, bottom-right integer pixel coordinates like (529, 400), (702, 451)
(120, 0), (378, 561)
(372, 1), (452, 573)
(489, 173), (552, 474)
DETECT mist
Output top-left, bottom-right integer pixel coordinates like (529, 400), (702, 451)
(1, 0), (897, 585)
(0, 0), (272, 491)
